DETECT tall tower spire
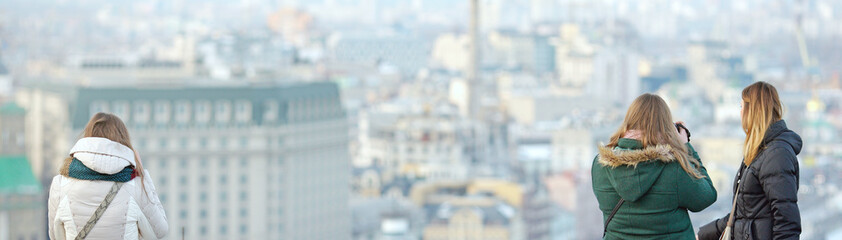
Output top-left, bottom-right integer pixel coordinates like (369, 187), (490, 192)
(468, 0), (481, 119)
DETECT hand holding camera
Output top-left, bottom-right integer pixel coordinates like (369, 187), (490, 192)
(675, 121), (691, 143)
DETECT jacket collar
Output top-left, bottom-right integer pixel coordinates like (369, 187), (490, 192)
(762, 120), (787, 146)
(69, 137), (135, 175)
(616, 138), (643, 150)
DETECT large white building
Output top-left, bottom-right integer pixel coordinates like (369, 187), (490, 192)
(69, 82), (351, 239)
(358, 109), (471, 182)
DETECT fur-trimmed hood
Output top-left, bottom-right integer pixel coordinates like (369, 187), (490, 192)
(597, 144), (675, 168)
(593, 139), (678, 202)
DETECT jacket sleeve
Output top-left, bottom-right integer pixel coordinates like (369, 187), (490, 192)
(136, 170), (169, 239)
(48, 175), (61, 240)
(698, 214), (728, 240)
(759, 147), (801, 240)
(676, 143), (717, 212)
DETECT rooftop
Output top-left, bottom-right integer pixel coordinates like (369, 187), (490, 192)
(0, 102), (26, 116)
(71, 81), (343, 128)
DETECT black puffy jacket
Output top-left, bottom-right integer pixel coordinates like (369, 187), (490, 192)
(698, 120), (802, 240)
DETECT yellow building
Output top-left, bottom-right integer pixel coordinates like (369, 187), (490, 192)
(410, 179), (522, 208)
(411, 179), (529, 240)
(422, 197), (514, 240)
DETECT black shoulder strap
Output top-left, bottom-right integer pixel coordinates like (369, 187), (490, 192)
(603, 198), (625, 238)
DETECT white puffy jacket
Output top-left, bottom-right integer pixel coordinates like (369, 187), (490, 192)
(48, 137), (168, 240)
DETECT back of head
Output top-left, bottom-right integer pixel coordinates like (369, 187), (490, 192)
(82, 112), (134, 148)
(741, 81), (783, 165)
(609, 93), (677, 148)
(60, 112), (141, 178)
(608, 93), (702, 178)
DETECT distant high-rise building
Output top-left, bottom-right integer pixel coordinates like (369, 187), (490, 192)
(69, 82), (351, 240)
(589, 47), (641, 107)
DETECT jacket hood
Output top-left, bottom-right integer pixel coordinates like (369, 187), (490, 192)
(69, 137), (136, 175)
(597, 138), (676, 202)
(762, 120), (802, 155)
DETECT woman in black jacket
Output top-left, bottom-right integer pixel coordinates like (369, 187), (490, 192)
(699, 81), (802, 240)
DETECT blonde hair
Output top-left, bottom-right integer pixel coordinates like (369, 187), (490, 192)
(607, 93), (704, 178)
(60, 112), (148, 194)
(741, 81), (783, 166)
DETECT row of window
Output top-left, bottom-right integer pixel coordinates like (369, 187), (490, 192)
(178, 221), (286, 236)
(136, 136), (270, 151)
(158, 174), (251, 188)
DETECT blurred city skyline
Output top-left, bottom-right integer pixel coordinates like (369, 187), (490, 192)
(0, 0), (841, 239)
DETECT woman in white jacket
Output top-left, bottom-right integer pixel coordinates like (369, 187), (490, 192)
(48, 112), (168, 240)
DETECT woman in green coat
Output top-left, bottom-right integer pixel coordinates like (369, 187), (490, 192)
(592, 93), (717, 239)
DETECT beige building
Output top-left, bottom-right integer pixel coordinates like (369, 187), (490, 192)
(554, 24), (595, 89)
(432, 34), (471, 73)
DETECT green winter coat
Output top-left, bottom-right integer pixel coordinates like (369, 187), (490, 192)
(592, 138), (717, 240)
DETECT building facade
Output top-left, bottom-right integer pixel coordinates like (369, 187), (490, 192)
(70, 82), (351, 239)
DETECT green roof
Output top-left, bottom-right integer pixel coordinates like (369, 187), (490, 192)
(0, 155), (41, 194)
(0, 102), (26, 116)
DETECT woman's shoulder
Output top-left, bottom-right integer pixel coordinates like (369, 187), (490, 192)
(121, 177), (149, 195)
(50, 174), (65, 185)
(753, 144), (798, 171)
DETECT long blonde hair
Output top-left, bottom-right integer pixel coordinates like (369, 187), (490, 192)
(60, 113), (148, 192)
(607, 93), (703, 178)
(741, 81), (783, 166)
